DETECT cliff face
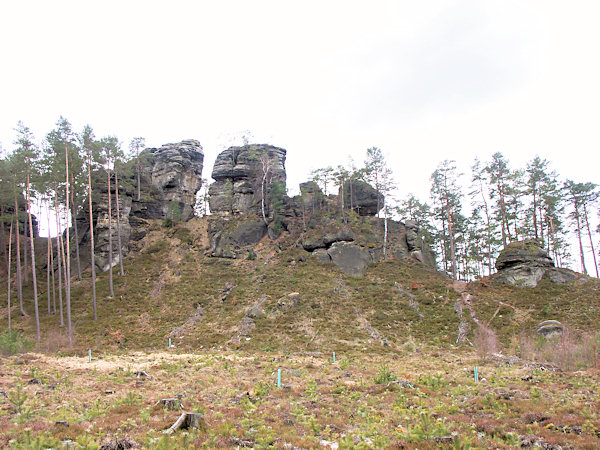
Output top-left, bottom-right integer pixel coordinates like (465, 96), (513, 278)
(78, 140), (204, 272)
(205, 145), (436, 274)
(208, 144), (286, 217)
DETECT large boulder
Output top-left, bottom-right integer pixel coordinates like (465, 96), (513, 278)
(208, 218), (267, 258)
(496, 240), (554, 271)
(209, 144), (286, 217)
(342, 180), (384, 216)
(327, 241), (371, 276)
(536, 320), (564, 338)
(494, 240), (576, 287)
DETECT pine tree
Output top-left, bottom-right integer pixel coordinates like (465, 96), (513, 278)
(431, 160), (463, 279)
(80, 125), (100, 319)
(13, 122), (41, 341)
(129, 137), (145, 202)
(485, 152), (512, 247)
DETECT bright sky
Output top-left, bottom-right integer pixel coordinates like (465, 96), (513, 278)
(1, 2), (599, 204)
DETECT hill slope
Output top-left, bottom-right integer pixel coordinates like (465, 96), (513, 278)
(2, 217), (599, 358)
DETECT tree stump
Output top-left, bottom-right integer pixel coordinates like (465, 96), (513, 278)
(165, 412), (206, 434)
(155, 398), (182, 410)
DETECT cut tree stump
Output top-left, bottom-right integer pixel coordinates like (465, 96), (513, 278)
(155, 398), (182, 410)
(164, 412), (206, 434)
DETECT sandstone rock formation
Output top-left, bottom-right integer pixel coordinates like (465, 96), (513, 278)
(209, 144), (286, 217)
(146, 140), (204, 221)
(342, 180), (384, 216)
(494, 240), (577, 287)
(78, 140), (204, 272)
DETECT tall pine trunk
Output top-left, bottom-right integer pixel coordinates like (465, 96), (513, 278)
(581, 201), (598, 278)
(573, 201), (587, 275)
(22, 213), (28, 283)
(87, 150), (97, 320)
(107, 166), (114, 298)
(70, 174), (82, 281)
(14, 196), (25, 316)
(0, 206), (7, 269)
(114, 168), (124, 276)
(46, 202), (55, 314)
(7, 220), (13, 330)
(54, 193), (64, 326)
(65, 144), (72, 346)
(26, 170), (40, 341)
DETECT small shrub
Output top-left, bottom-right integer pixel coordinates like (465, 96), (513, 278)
(374, 362), (396, 384)
(520, 329), (600, 371)
(474, 326), (498, 360)
(0, 330), (33, 355)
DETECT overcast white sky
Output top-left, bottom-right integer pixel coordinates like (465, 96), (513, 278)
(1, 1), (599, 202)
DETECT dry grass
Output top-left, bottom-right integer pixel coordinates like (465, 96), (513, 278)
(1, 348), (599, 448)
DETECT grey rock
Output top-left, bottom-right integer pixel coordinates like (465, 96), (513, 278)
(547, 268), (577, 284)
(209, 144), (286, 217)
(327, 241), (371, 276)
(342, 180), (384, 216)
(494, 266), (546, 288)
(404, 220), (420, 252)
(323, 229), (355, 245)
(536, 320), (564, 338)
(312, 248), (331, 262)
(209, 218), (267, 258)
(301, 236), (326, 251)
(277, 293), (301, 312)
(149, 140), (204, 220)
(299, 181), (325, 210)
(496, 240), (553, 271)
(494, 240), (554, 288)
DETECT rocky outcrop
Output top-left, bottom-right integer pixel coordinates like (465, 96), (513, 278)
(208, 218), (267, 258)
(494, 240), (577, 288)
(78, 140), (204, 272)
(342, 180), (384, 216)
(209, 144), (286, 217)
(299, 181), (325, 211)
(536, 320), (564, 338)
(146, 140), (204, 221)
(327, 241), (371, 276)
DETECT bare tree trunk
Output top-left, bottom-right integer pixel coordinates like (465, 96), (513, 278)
(22, 211), (28, 284)
(46, 208), (51, 314)
(65, 144), (72, 346)
(136, 150), (141, 202)
(26, 170), (40, 341)
(87, 152), (97, 320)
(574, 202), (587, 275)
(114, 168), (124, 276)
(54, 193), (64, 326)
(70, 177), (82, 281)
(0, 206), (7, 269)
(383, 199), (388, 260)
(14, 196), (25, 316)
(46, 201), (56, 314)
(582, 201), (598, 278)
(7, 220), (13, 330)
(107, 168), (114, 298)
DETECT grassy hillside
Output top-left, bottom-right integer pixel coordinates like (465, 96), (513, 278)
(2, 217), (599, 359)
